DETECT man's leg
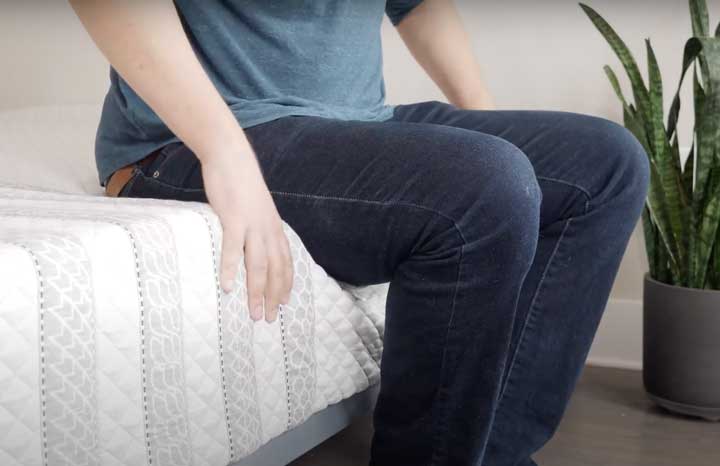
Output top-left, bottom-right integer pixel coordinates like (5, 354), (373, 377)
(119, 114), (542, 466)
(393, 102), (650, 465)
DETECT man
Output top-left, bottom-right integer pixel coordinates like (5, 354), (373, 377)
(70, 1), (649, 465)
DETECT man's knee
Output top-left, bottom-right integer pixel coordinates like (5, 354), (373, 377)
(573, 115), (650, 211)
(453, 136), (542, 266)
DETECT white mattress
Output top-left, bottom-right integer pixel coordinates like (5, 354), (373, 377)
(0, 186), (388, 466)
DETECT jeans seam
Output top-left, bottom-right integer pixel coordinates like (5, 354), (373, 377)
(536, 176), (592, 213)
(273, 189), (466, 465)
(270, 190), (469, 244)
(429, 243), (465, 466)
(497, 218), (573, 402)
(137, 173), (206, 193)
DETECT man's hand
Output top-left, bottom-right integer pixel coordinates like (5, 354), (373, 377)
(69, 0), (292, 322)
(203, 149), (293, 323)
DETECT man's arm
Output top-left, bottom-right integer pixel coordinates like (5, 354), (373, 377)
(70, 0), (292, 323)
(395, 0), (495, 110)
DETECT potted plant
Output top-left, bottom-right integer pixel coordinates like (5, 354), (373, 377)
(581, 0), (720, 421)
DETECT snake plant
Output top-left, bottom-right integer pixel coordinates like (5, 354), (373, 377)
(581, 0), (720, 289)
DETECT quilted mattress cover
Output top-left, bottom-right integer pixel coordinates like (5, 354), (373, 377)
(0, 186), (388, 466)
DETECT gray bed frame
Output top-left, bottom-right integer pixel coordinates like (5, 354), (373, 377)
(233, 384), (380, 466)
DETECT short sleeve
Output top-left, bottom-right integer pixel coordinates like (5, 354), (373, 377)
(385, 0), (425, 26)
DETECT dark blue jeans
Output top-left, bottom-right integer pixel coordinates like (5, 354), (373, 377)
(119, 101), (649, 466)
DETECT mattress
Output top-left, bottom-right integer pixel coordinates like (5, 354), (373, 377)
(0, 186), (388, 466)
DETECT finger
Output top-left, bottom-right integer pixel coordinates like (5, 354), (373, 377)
(244, 231), (268, 321)
(220, 227), (245, 293)
(264, 237), (287, 323)
(277, 231), (294, 305)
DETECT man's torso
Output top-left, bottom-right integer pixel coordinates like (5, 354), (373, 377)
(95, 0), (406, 185)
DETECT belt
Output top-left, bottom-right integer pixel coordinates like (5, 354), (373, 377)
(105, 151), (160, 197)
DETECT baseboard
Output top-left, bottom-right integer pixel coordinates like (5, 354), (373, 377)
(586, 298), (643, 371)
(586, 356), (642, 371)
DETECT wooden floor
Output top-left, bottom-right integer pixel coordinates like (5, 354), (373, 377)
(291, 366), (720, 466)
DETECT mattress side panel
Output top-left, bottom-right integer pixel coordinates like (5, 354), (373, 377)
(0, 244), (42, 466)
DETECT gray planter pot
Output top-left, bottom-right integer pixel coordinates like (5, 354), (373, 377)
(643, 274), (720, 421)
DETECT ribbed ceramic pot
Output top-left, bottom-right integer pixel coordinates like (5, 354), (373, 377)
(643, 274), (720, 421)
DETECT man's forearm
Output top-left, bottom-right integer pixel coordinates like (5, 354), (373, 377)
(69, 0), (254, 163)
(396, 0), (494, 110)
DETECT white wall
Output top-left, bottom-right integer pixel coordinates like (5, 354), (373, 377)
(0, 1), (108, 108)
(2, 0), (717, 367)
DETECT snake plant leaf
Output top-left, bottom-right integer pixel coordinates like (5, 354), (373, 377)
(659, 249), (673, 284)
(580, 4), (653, 130)
(653, 227), (674, 283)
(689, 209), (699, 286)
(695, 178), (720, 287)
(604, 65), (629, 107)
(689, 165), (720, 287)
(585, 3), (720, 288)
(623, 95), (678, 270)
(647, 39), (688, 266)
(687, 0), (713, 102)
(697, 38), (720, 132)
(690, 0), (710, 37)
(692, 39), (720, 222)
(622, 107), (662, 273)
(608, 68), (654, 155)
(713, 228), (720, 287)
(622, 106), (651, 160)
(693, 65), (709, 209)
(647, 158), (682, 281)
(688, 165), (718, 286)
(647, 40), (665, 109)
(683, 143), (695, 200)
(686, 39), (720, 289)
(642, 207), (658, 276)
(667, 39), (703, 140)
(648, 40), (685, 185)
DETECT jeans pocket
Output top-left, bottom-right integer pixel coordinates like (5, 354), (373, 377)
(141, 143), (182, 178)
(141, 143), (202, 190)
(122, 144), (206, 202)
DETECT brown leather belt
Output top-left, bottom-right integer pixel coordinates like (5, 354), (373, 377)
(105, 151), (160, 197)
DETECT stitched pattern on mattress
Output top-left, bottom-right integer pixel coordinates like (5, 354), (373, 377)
(0, 208), (196, 466)
(197, 212), (236, 461)
(198, 213), (264, 460)
(219, 275), (264, 458)
(280, 228), (316, 429)
(127, 218), (193, 466)
(0, 187), (388, 466)
(16, 236), (98, 466)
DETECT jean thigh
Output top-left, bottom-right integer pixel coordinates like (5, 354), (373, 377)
(120, 114), (539, 289)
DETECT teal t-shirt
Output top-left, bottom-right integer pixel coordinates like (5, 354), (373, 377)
(95, 0), (424, 184)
